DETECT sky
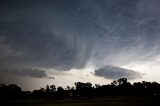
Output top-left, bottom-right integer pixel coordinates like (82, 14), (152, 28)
(0, 0), (160, 91)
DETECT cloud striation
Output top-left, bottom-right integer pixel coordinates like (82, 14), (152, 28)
(0, 0), (160, 79)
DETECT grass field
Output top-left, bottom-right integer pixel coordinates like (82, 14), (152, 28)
(1, 96), (160, 106)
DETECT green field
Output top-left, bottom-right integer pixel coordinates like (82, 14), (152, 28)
(1, 96), (160, 106)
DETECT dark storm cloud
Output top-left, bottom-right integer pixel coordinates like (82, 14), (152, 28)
(0, 68), (47, 78)
(0, 0), (100, 71)
(0, 0), (160, 78)
(15, 68), (47, 78)
(95, 65), (142, 80)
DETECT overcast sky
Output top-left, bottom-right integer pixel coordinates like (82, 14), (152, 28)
(1, 0), (160, 91)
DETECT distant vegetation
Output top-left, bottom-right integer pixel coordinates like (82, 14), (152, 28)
(1, 78), (160, 100)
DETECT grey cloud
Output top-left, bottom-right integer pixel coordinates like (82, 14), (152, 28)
(15, 68), (47, 78)
(0, 35), (14, 59)
(95, 65), (142, 80)
(0, 0), (100, 71)
(4, 68), (48, 78)
(0, 68), (48, 79)
(0, 0), (160, 74)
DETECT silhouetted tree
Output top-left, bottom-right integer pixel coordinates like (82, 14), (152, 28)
(56, 87), (65, 98)
(45, 85), (50, 97)
(50, 84), (56, 97)
(1, 77), (160, 100)
(0, 84), (22, 100)
(74, 82), (93, 97)
(32, 88), (45, 98)
(117, 78), (128, 85)
(151, 82), (160, 96)
(111, 80), (118, 87)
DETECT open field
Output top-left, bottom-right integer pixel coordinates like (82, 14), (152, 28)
(1, 96), (160, 106)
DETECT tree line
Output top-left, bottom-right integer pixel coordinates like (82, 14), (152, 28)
(1, 78), (160, 100)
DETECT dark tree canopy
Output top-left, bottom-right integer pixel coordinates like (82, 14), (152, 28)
(1, 78), (160, 100)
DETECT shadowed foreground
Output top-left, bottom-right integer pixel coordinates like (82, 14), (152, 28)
(1, 78), (160, 106)
(1, 96), (160, 106)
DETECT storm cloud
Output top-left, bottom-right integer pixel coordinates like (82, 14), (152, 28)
(95, 65), (142, 80)
(0, 68), (48, 78)
(0, 0), (160, 79)
(15, 68), (47, 78)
